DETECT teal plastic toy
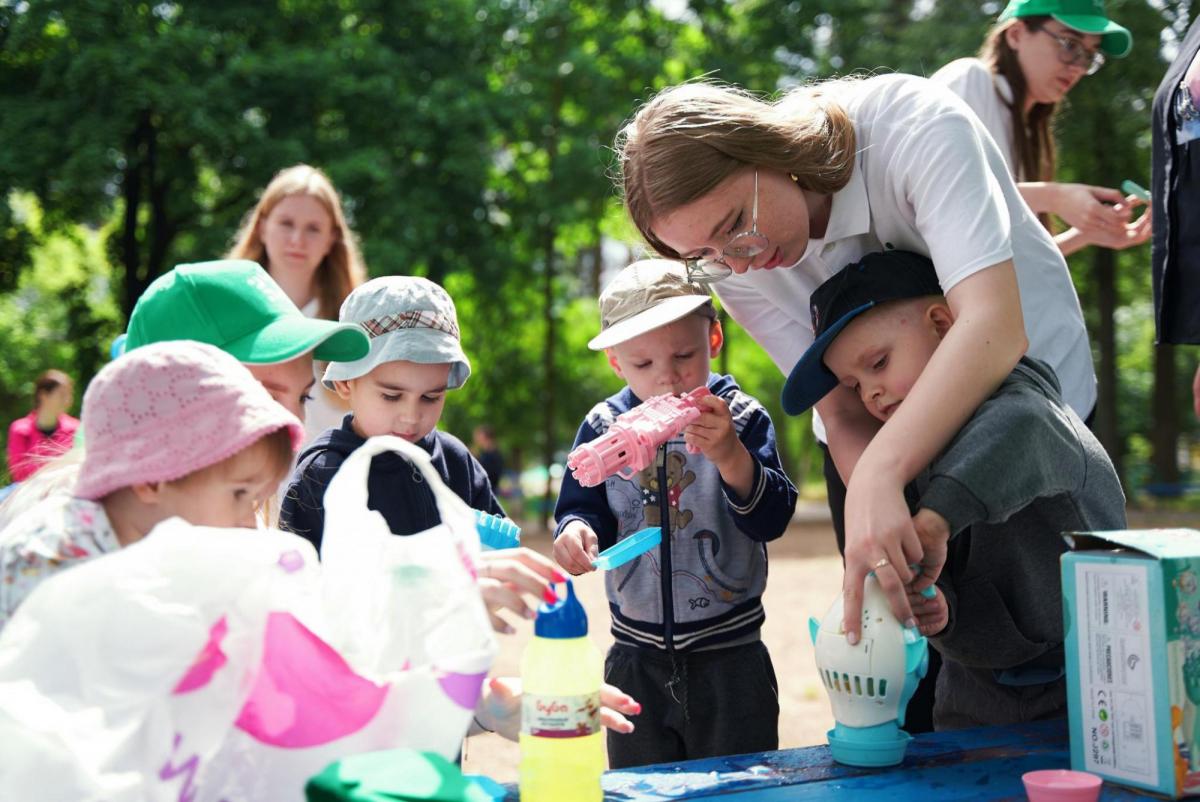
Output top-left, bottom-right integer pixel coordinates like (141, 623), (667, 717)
(591, 526), (662, 570)
(1121, 179), (1150, 202)
(474, 511), (521, 551)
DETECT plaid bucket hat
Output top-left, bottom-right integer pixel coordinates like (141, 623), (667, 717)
(322, 276), (471, 389)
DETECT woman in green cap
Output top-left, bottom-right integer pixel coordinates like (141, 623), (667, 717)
(932, 0), (1150, 256)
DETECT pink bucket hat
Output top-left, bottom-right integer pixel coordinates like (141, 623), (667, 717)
(75, 341), (304, 501)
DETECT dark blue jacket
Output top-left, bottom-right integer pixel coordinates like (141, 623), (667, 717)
(554, 373), (796, 652)
(280, 415), (503, 552)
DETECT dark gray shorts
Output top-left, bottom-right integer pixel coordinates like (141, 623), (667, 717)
(604, 640), (779, 769)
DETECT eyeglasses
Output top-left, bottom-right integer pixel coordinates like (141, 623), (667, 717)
(683, 169), (770, 285)
(1036, 28), (1106, 76)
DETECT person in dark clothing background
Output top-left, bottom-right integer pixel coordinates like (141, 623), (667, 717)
(1151, 17), (1200, 418)
(472, 424), (505, 490)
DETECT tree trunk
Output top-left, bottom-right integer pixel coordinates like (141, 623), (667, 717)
(590, 215), (603, 298)
(145, 130), (173, 291)
(1092, 246), (1124, 486)
(120, 114), (150, 318)
(1152, 344), (1181, 484)
(539, 77), (564, 532)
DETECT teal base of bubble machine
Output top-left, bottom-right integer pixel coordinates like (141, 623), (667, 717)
(826, 720), (913, 768)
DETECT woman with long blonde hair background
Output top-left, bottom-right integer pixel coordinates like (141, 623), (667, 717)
(229, 164), (367, 440)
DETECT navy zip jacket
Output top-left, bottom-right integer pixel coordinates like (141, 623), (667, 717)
(554, 373), (796, 652)
(280, 415), (503, 552)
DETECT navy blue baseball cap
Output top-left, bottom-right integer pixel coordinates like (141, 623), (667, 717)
(781, 250), (943, 416)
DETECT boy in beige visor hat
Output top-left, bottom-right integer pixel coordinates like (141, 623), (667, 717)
(554, 259), (798, 769)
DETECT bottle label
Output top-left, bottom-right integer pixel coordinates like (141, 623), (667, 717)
(521, 692), (601, 738)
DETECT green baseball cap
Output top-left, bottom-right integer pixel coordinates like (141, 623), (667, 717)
(123, 259), (370, 364)
(999, 0), (1132, 58)
(305, 749), (496, 802)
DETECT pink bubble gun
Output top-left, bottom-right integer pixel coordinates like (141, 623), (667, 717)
(567, 386), (711, 487)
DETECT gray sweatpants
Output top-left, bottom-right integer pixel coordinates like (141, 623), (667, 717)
(933, 659), (1067, 730)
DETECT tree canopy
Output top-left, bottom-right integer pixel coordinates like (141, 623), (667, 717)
(1, 0), (1193, 504)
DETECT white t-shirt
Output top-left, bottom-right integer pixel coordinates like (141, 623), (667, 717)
(931, 58), (1019, 177)
(300, 297), (350, 444)
(713, 74), (1096, 440)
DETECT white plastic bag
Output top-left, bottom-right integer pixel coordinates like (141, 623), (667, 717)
(202, 436), (498, 801)
(0, 435), (497, 802)
(0, 523), (312, 802)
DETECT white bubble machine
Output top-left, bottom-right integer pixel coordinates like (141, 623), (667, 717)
(808, 573), (929, 767)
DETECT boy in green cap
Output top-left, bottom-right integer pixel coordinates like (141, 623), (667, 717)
(123, 259), (370, 423)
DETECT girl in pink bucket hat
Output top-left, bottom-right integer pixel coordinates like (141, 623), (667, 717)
(0, 340), (303, 633)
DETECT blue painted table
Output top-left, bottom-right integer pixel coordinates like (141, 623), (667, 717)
(503, 719), (1165, 800)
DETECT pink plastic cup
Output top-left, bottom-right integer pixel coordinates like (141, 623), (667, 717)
(1022, 769), (1102, 802)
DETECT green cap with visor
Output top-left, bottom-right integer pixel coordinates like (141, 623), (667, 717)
(123, 260), (370, 364)
(999, 0), (1131, 58)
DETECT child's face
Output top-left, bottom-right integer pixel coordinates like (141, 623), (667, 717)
(823, 300), (950, 423)
(259, 194), (337, 278)
(152, 443), (284, 529)
(334, 360), (451, 442)
(606, 314), (721, 401)
(247, 354), (316, 422)
(39, 383), (74, 417)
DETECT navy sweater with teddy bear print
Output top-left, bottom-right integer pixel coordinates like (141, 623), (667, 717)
(554, 373), (796, 652)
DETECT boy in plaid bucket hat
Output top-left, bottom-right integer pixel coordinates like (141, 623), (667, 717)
(281, 276), (503, 550)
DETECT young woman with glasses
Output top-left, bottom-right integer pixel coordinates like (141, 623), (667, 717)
(932, 0), (1150, 256)
(616, 70), (1100, 708)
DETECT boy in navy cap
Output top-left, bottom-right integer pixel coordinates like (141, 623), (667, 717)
(783, 250), (1126, 729)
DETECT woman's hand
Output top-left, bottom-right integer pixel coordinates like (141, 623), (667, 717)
(840, 468), (923, 645)
(473, 676), (641, 741)
(478, 547), (566, 634)
(1050, 183), (1130, 238)
(1060, 195), (1152, 254)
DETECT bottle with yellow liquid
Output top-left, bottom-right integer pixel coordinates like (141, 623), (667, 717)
(519, 579), (604, 802)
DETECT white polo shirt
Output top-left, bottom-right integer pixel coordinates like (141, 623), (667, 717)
(713, 74), (1096, 440)
(931, 58), (1019, 177)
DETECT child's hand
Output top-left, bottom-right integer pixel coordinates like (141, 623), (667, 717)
(684, 394), (754, 497)
(474, 676), (640, 741)
(478, 547), (567, 634)
(553, 520), (599, 576)
(910, 508), (950, 596)
(683, 394), (741, 464)
(906, 584), (949, 638)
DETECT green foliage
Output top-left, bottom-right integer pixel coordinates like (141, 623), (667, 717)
(0, 194), (123, 482)
(0, 0), (1190, 500)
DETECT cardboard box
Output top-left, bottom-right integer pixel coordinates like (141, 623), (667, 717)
(1063, 529), (1200, 798)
